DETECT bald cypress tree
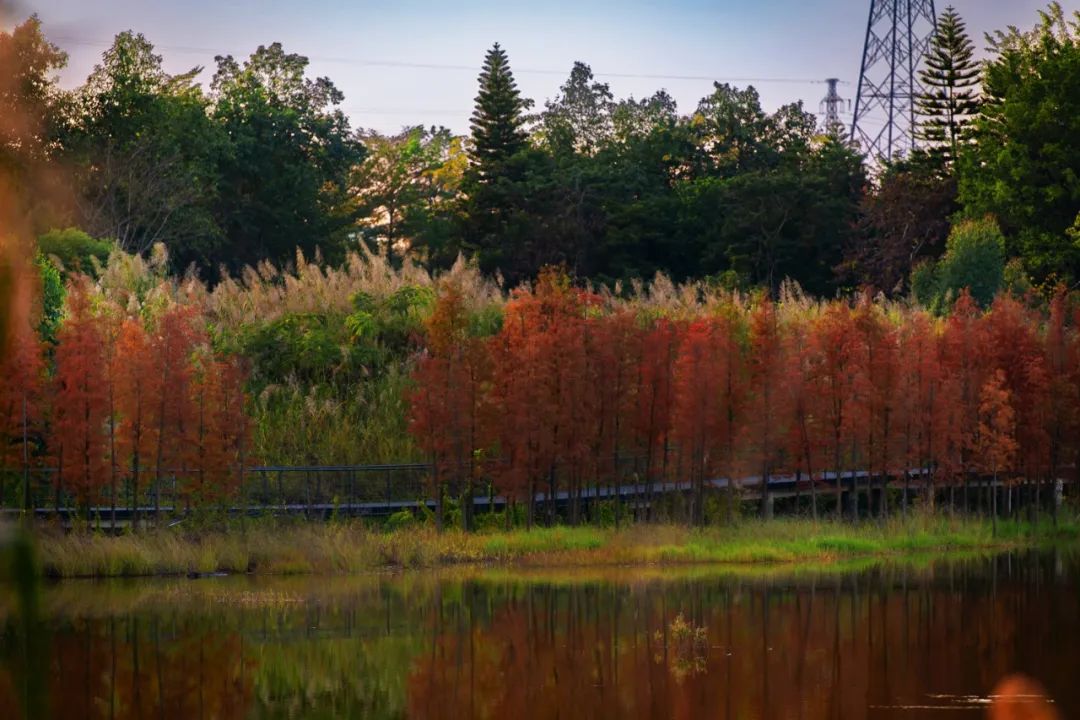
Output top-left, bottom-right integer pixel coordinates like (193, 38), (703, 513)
(469, 43), (529, 176)
(917, 7), (981, 167)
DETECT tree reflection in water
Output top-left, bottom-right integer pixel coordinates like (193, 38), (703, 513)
(0, 554), (1075, 719)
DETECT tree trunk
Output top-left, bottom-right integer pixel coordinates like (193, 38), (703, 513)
(548, 464), (557, 527)
(526, 478), (535, 530)
(21, 395), (29, 516)
(991, 470), (998, 537)
(834, 438), (842, 521)
(794, 466), (802, 518)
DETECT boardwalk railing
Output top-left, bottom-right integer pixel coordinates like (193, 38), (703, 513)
(0, 460), (1026, 525)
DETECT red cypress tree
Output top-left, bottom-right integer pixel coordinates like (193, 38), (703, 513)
(741, 296), (790, 518)
(0, 321), (44, 508)
(1043, 289), (1077, 511)
(633, 317), (679, 516)
(52, 278), (110, 510)
(807, 304), (859, 520)
(671, 311), (745, 526)
(984, 294), (1050, 515)
(851, 296), (900, 518)
(940, 291), (992, 510)
(782, 309), (821, 518)
(148, 304), (202, 520)
(184, 352), (250, 507)
(115, 317), (161, 525)
(577, 307), (637, 525)
(187, 349), (229, 506)
(98, 306), (124, 524)
(975, 368), (1017, 534)
(896, 309), (954, 512)
(408, 280), (493, 529)
(485, 270), (589, 527)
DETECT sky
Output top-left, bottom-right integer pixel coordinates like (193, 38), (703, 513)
(10, 0), (1065, 134)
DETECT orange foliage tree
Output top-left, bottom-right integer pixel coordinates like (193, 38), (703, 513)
(0, 322), (44, 508)
(742, 297), (790, 518)
(52, 278), (109, 509)
(148, 304), (202, 520)
(807, 304), (860, 520)
(408, 281), (492, 530)
(401, 273), (1080, 528)
(114, 318), (161, 525)
(976, 368), (1017, 535)
(632, 318), (679, 520)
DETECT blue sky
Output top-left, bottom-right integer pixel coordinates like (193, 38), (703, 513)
(16, 0), (1062, 133)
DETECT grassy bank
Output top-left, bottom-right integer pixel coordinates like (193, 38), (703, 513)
(25, 515), (1080, 579)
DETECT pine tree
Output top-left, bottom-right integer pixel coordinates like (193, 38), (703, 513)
(468, 43), (529, 175)
(917, 7), (981, 166)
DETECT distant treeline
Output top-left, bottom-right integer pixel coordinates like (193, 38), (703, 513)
(0, 5), (1077, 297)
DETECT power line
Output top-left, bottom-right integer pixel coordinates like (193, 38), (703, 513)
(48, 34), (846, 86)
(342, 107), (471, 116)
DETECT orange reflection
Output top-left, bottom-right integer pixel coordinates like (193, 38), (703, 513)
(0, 618), (254, 720)
(988, 674), (1060, 720)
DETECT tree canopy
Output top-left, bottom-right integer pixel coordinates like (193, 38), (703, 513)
(1, 3), (1077, 309)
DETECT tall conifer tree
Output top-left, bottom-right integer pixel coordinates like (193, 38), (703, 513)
(468, 43), (528, 175)
(917, 7), (981, 166)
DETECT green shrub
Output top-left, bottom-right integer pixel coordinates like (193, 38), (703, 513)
(37, 228), (114, 277)
(912, 217), (1006, 313)
(386, 508), (416, 531)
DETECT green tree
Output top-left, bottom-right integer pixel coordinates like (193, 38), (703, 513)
(211, 43), (365, 272)
(468, 43), (529, 174)
(677, 96), (864, 295)
(958, 3), (1080, 284)
(37, 227), (113, 276)
(690, 83), (771, 176)
(912, 217), (1006, 312)
(592, 92), (690, 281)
(611, 90), (678, 145)
(458, 44), (539, 281)
(34, 252), (63, 344)
(65, 32), (226, 266)
(916, 6), (981, 167)
(351, 126), (463, 263)
(537, 62), (614, 156)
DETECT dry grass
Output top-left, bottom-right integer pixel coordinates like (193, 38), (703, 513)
(206, 248), (502, 334)
(26, 514), (1072, 579)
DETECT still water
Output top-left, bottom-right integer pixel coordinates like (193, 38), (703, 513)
(1, 554), (1076, 719)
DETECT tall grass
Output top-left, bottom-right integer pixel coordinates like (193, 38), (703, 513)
(252, 366), (417, 465)
(206, 248), (502, 335)
(28, 515), (1075, 579)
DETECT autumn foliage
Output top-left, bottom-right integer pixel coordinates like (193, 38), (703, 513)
(409, 274), (1080, 526)
(0, 277), (250, 515)
(5, 263), (1080, 527)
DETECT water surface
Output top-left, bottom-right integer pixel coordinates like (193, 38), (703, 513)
(1, 554), (1076, 718)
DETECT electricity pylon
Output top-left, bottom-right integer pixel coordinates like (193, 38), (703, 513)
(851, 0), (937, 162)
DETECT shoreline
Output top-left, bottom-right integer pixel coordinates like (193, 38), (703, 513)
(18, 516), (1079, 580)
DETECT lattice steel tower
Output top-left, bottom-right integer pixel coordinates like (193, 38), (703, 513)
(820, 79), (849, 139)
(851, 0), (937, 162)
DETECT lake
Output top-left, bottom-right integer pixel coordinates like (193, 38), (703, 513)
(1, 553), (1075, 718)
